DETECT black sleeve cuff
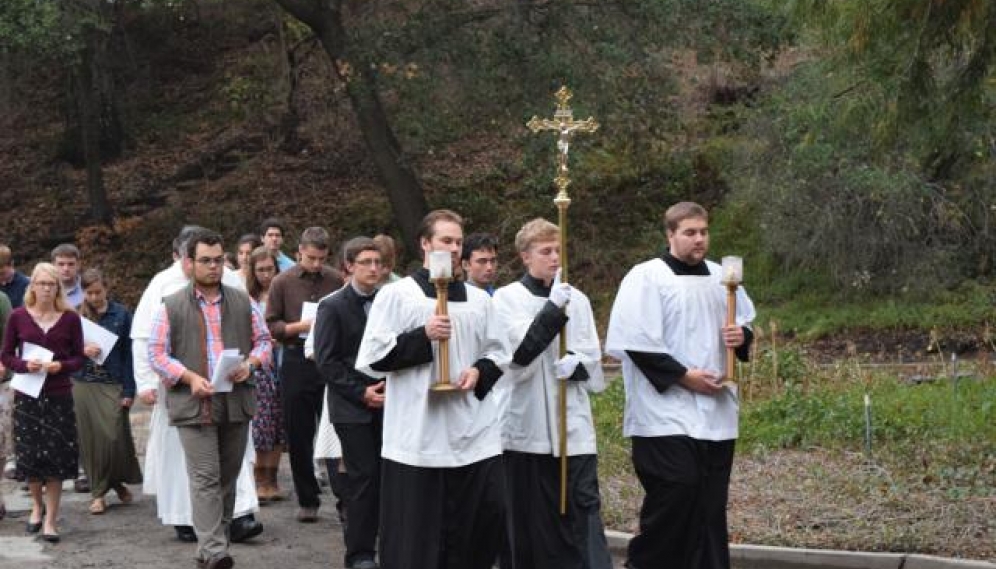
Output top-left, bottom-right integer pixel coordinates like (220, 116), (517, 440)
(371, 326), (434, 372)
(473, 357), (504, 401)
(627, 350), (687, 393)
(512, 301), (569, 367)
(735, 327), (754, 362)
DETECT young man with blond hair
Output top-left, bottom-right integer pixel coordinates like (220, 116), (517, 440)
(493, 218), (611, 569)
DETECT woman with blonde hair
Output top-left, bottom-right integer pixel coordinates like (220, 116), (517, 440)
(0, 263), (86, 542)
(75, 268), (142, 515)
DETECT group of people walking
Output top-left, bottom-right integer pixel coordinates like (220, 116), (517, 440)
(0, 244), (141, 541)
(0, 200), (755, 569)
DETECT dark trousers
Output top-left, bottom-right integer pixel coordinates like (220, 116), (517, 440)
(280, 346), (325, 508)
(380, 456), (505, 569)
(502, 451), (612, 569)
(627, 436), (735, 569)
(334, 417), (383, 566)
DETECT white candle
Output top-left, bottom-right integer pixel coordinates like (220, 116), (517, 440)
(428, 251), (452, 279)
(721, 256), (743, 285)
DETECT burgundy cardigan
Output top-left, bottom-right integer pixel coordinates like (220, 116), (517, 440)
(1, 307), (85, 397)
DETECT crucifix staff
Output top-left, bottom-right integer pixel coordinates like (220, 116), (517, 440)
(527, 86), (598, 515)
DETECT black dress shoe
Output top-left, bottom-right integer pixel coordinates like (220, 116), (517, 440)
(229, 515), (263, 543)
(26, 520), (42, 534)
(41, 532), (60, 543)
(175, 525), (198, 542)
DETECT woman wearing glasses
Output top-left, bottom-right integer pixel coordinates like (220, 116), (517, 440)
(0, 263), (86, 542)
(246, 246), (285, 501)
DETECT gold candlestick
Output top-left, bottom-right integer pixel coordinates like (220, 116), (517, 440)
(725, 282), (738, 385)
(527, 85), (598, 515)
(430, 276), (460, 392)
(721, 256), (743, 387)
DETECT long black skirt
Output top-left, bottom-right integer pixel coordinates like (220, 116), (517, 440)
(379, 456), (506, 569)
(14, 392), (79, 481)
(502, 451), (613, 569)
(626, 435), (736, 569)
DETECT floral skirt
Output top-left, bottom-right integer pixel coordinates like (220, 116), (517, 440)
(252, 369), (286, 451)
(14, 392), (78, 481)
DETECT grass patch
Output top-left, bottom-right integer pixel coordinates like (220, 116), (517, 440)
(593, 361), (996, 556)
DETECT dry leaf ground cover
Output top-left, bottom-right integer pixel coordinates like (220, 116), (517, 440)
(593, 360), (996, 562)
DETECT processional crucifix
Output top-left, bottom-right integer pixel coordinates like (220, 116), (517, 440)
(527, 86), (598, 515)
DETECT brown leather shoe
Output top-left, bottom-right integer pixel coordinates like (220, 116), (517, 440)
(266, 467), (285, 501)
(295, 507), (318, 523)
(254, 467), (274, 503)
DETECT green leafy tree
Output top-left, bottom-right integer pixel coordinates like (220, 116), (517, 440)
(730, 0), (996, 293)
(272, 0), (786, 256)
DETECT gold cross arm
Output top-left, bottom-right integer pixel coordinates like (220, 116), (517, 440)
(526, 87), (599, 136)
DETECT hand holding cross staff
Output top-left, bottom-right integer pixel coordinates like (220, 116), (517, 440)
(527, 86), (598, 515)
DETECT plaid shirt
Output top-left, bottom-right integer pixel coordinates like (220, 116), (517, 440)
(148, 288), (271, 386)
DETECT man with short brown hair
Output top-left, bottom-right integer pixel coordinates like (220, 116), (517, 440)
(314, 237), (385, 569)
(51, 243), (84, 310)
(0, 245), (29, 308)
(356, 209), (509, 569)
(266, 226), (344, 522)
(606, 201), (756, 569)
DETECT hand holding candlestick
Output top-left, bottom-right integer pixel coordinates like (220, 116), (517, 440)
(428, 251), (460, 393)
(721, 256), (743, 387)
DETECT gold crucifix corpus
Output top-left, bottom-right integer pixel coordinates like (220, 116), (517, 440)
(526, 86), (598, 516)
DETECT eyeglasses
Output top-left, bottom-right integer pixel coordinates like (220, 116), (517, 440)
(33, 281), (58, 288)
(195, 256), (226, 267)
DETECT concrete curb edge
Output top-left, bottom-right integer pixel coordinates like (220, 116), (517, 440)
(604, 530), (996, 569)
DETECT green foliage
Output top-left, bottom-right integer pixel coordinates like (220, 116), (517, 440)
(0, 0), (63, 55)
(757, 279), (996, 339)
(741, 369), (996, 456)
(726, 1), (996, 294)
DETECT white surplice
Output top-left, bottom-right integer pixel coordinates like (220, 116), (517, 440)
(492, 281), (605, 456)
(131, 261), (258, 525)
(605, 258), (755, 441)
(355, 276), (509, 468)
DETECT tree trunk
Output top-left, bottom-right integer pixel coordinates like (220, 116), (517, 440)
(273, 0), (428, 259)
(0, 50), (12, 121)
(338, 64), (428, 259)
(76, 26), (114, 226)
